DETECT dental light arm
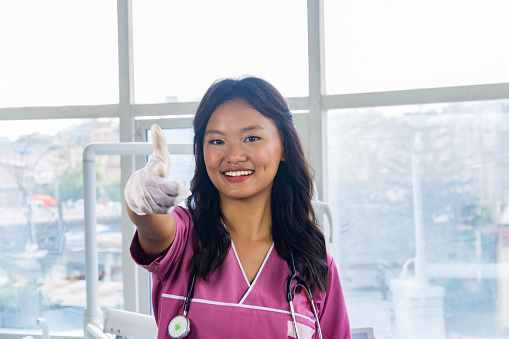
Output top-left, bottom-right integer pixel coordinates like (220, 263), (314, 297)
(311, 182), (333, 243)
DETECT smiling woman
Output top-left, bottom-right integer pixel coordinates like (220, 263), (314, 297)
(124, 76), (351, 338)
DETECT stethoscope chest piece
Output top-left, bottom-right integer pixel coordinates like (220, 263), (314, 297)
(168, 315), (190, 338)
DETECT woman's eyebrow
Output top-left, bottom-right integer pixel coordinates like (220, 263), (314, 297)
(241, 125), (264, 133)
(204, 125), (264, 136)
(204, 129), (224, 136)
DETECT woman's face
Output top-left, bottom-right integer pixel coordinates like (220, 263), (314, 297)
(203, 99), (284, 202)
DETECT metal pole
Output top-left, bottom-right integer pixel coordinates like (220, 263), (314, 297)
(83, 154), (102, 335)
(411, 131), (428, 286)
(307, 0), (327, 202)
(83, 143), (151, 337)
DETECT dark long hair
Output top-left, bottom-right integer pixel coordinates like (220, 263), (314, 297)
(187, 76), (328, 291)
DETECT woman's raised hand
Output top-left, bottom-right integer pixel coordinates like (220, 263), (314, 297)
(124, 124), (191, 215)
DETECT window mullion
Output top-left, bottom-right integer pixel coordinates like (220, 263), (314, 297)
(322, 83), (509, 110)
(307, 0), (327, 202)
(117, 0), (139, 317)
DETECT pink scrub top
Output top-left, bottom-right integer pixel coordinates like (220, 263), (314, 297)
(131, 206), (351, 339)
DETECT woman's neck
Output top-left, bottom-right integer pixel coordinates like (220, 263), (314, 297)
(220, 195), (272, 244)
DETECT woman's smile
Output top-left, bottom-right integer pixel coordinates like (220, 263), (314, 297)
(222, 168), (255, 183)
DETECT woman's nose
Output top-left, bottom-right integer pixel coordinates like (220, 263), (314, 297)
(226, 143), (246, 163)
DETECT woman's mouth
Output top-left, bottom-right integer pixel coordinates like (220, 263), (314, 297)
(223, 170), (254, 177)
(222, 170), (254, 183)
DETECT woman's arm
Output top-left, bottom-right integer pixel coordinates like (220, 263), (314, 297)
(124, 124), (191, 258)
(126, 203), (177, 258)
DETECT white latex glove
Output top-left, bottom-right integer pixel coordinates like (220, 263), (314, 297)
(124, 124), (191, 215)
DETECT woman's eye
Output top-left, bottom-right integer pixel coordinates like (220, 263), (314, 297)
(209, 139), (224, 145)
(245, 136), (260, 142)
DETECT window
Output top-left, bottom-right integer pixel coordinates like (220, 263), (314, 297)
(0, 119), (120, 334)
(328, 99), (509, 338)
(132, 0), (308, 103)
(0, 1), (118, 108)
(324, 0), (509, 94)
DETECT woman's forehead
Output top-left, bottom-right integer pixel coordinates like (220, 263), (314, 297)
(206, 99), (276, 132)
(213, 98), (254, 115)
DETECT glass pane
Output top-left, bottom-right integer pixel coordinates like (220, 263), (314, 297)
(0, 1), (118, 108)
(328, 99), (509, 338)
(325, 0), (509, 94)
(0, 118), (120, 334)
(132, 0), (308, 103)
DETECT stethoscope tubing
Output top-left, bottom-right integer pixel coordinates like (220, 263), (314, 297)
(286, 250), (323, 339)
(183, 274), (195, 317)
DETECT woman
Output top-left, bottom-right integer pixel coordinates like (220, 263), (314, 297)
(125, 76), (350, 338)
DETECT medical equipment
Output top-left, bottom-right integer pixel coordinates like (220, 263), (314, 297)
(21, 318), (50, 339)
(286, 249), (323, 339)
(167, 275), (195, 338)
(169, 250), (322, 339)
(103, 308), (158, 338)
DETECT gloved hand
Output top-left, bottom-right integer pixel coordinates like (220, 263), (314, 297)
(124, 124), (191, 215)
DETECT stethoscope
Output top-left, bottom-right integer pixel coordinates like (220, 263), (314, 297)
(286, 249), (323, 339)
(167, 249), (323, 339)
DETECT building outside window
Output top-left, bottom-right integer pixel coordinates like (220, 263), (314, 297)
(0, 119), (121, 334)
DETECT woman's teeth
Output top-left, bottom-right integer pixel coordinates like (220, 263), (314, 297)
(224, 170), (254, 177)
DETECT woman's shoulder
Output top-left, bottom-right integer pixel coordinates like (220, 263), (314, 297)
(326, 252), (340, 276)
(326, 252), (335, 267)
(171, 205), (193, 225)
